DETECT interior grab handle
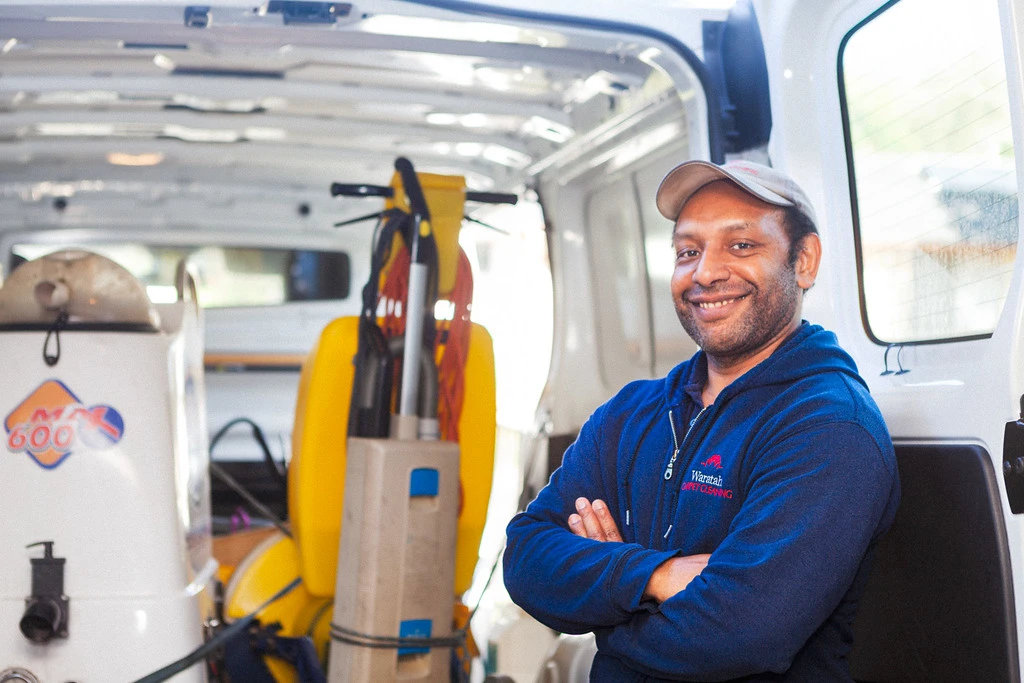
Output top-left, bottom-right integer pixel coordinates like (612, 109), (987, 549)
(330, 183), (518, 206)
(465, 191), (518, 205)
(330, 183), (392, 198)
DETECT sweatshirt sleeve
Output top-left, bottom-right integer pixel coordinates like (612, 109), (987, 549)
(599, 421), (900, 680)
(503, 406), (680, 634)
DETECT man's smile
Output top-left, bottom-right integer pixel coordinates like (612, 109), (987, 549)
(694, 295), (748, 310)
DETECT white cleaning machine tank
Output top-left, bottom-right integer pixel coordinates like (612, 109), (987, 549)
(0, 251), (213, 682)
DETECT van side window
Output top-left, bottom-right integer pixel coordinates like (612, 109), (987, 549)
(840, 0), (1019, 344)
(11, 244), (350, 307)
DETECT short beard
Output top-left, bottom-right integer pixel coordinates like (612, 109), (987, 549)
(676, 266), (801, 365)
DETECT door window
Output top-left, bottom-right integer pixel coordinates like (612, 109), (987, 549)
(840, 0), (1019, 343)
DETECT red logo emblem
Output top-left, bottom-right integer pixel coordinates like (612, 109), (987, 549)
(701, 454), (723, 469)
(5, 380), (124, 469)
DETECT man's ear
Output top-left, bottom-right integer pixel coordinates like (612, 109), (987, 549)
(795, 233), (822, 291)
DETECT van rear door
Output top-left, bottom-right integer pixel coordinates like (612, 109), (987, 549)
(762, 0), (1024, 679)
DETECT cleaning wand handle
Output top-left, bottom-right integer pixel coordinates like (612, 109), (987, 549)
(393, 158), (432, 420)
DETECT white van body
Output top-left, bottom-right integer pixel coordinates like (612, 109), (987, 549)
(0, 0), (1022, 680)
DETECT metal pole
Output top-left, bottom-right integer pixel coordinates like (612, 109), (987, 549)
(399, 262), (428, 418)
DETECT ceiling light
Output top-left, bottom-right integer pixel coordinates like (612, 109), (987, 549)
(243, 127), (286, 141)
(566, 71), (635, 105)
(37, 90), (120, 106)
(454, 142), (484, 157)
(106, 152), (165, 167)
(163, 124), (238, 143)
(153, 54), (175, 70)
(359, 15), (523, 43)
(426, 113), (459, 126)
(416, 54), (475, 87)
(482, 145), (531, 168)
(522, 116), (574, 144)
(171, 94), (262, 113)
(474, 67), (514, 92)
(36, 123), (115, 136)
(459, 113), (489, 128)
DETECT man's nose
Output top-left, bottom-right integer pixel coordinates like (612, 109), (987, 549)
(693, 250), (729, 286)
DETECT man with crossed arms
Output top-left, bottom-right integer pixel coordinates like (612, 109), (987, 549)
(503, 160), (900, 681)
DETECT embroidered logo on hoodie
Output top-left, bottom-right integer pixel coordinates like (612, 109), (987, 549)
(701, 454), (723, 469)
(682, 454), (733, 498)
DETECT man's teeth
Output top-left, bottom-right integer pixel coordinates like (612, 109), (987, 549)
(698, 296), (744, 309)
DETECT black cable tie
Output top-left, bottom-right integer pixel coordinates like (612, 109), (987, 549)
(333, 209), (387, 228)
(329, 623), (466, 651)
(43, 311), (69, 367)
(462, 214), (510, 235)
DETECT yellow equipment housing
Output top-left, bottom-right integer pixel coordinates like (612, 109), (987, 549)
(224, 532), (333, 676)
(385, 171), (468, 297)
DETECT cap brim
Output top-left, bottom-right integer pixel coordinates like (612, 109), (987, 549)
(655, 160), (794, 221)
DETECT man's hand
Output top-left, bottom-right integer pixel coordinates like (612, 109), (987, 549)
(642, 554), (712, 603)
(568, 497), (710, 604)
(567, 497), (622, 542)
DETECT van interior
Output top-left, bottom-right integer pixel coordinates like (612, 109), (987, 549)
(1, 0), (1024, 681)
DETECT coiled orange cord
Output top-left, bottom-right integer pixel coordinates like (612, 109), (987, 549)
(378, 244), (473, 442)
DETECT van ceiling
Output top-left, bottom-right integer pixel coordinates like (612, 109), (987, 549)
(0, 1), (719, 238)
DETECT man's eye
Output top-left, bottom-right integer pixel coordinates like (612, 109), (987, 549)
(677, 249), (699, 260)
(733, 242), (755, 250)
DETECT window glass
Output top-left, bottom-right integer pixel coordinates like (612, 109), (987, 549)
(11, 243), (350, 308)
(634, 157), (699, 376)
(458, 198), (552, 431)
(585, 178), (652, 386)
(842, 0), (1018, 343)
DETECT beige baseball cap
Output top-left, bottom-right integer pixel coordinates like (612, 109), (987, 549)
(656, 159), (818, 228)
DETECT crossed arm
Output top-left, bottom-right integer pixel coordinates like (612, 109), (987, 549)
(568, 497), (710, 603)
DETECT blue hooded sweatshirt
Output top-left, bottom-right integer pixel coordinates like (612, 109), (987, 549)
(504, 323), (900, 681)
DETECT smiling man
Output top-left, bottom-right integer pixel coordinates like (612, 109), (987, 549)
(503, 160), (901, 681)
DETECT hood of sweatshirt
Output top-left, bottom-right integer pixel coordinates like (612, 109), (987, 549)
(663, 322), (867, 408)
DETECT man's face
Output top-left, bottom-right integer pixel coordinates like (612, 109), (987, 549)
(670, 180), (816, 365)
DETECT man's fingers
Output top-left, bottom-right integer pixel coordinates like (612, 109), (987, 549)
(591, 499), (622, 542)
(567, 513), (586, 537)
(575, 497), (606, 541)
(567, 498), (623, 542)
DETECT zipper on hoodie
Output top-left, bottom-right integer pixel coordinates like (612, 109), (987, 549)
(660, 404), (711, 544)
(664, 406), (707, 481)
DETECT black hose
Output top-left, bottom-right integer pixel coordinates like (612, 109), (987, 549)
(209, 462), (292, 539)
(132, 576), (302, 683)
(210, 417), (287, 496)
(394, 157), (431, 223)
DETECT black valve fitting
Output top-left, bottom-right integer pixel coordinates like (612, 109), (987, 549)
(19, 541), (69, 643)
